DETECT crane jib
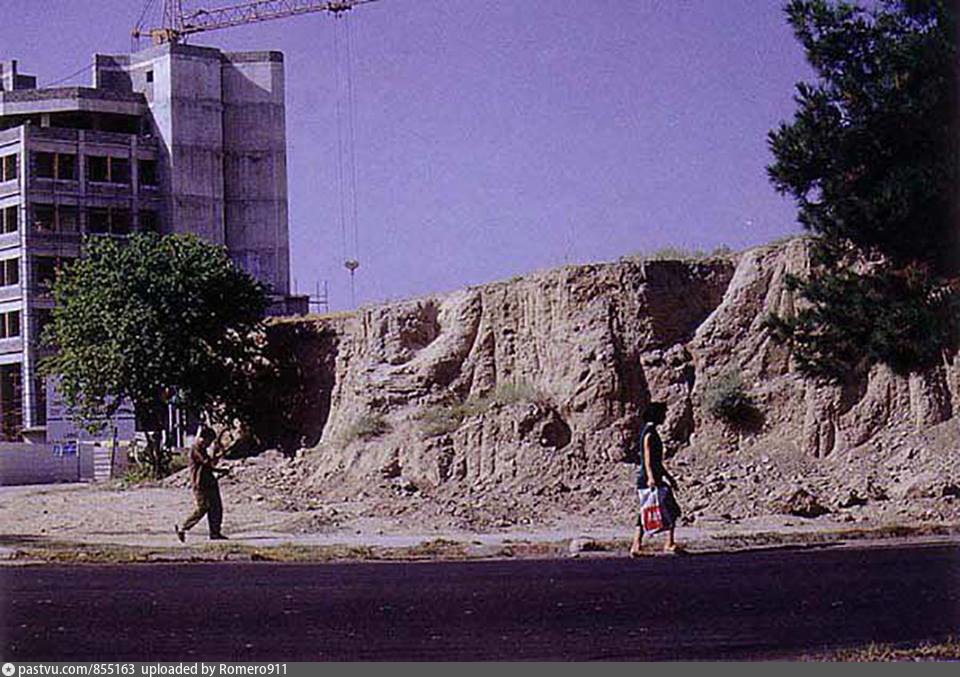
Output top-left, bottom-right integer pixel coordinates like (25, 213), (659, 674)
(134, 0), (380, 43)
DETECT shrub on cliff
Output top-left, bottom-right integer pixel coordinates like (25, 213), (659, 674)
(341, 413), (392, 444)
(701, 370), (761, 429)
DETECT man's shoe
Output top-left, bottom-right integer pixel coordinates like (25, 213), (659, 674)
(174, 525), (185, 543)
(209, 533), (228, 540)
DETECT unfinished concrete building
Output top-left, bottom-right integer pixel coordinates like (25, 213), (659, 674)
(0, 45), (306, 443)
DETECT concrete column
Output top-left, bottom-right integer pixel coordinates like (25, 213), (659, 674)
(18, 124), (33, 430)
(131, 135), (140, 229)
(77, 130), (87, 233)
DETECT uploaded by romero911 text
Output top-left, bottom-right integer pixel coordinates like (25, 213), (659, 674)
(6, 665), (289, 677)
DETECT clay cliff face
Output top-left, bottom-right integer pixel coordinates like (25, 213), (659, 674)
(263, 238), (959, 524)
(689, 238), (957, 457)
(286, 256), (730, 481)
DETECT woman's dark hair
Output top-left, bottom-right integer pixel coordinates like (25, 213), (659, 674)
(642, 402), (667, 423)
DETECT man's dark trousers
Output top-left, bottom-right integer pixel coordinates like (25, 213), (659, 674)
(182, 485), (223, 536)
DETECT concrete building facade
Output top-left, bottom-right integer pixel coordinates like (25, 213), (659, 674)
(0, 45), (305, 444)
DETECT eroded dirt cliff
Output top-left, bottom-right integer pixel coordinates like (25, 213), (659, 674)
(232, 238), (959, 533)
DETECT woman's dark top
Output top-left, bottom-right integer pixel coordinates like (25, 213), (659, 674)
(636, 423), (667, 489)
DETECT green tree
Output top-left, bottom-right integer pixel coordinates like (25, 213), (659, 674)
(42, 233), (268, 476)
(766, 0), (958, 380)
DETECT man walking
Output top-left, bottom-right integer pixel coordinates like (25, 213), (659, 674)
(175, 426), (229, 541)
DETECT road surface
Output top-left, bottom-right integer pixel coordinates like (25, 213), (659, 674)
(2, 543), (958, 660)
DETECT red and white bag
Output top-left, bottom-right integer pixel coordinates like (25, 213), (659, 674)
(638, 486), (675, 537)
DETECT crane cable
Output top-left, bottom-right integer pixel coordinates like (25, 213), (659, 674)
(41, 63), (95, 88)
(133, 0), (161, 48)
(333, 15), (349, 281)
(332, 12), (362, 307)
(345, 14), (361, 274)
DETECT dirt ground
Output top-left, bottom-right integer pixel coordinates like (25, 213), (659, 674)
(3, 416), (959, 562)
(1, 465), (957, 563)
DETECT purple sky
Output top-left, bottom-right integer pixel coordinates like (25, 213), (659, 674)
(1, 0), (812, 310)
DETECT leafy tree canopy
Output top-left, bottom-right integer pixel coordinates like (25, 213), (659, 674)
(766, 0), (958, 381)
(42, 233), (268, 436)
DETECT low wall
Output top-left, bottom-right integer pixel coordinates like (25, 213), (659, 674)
(0, 443), (103, 485)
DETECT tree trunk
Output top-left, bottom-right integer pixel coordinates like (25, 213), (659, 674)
(144, 431), (169, 479)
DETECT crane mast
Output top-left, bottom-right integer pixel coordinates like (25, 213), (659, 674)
(134, 0), (378, 44)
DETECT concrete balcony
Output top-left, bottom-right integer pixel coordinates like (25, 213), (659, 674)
(0, 179), (19, 199)
(0, 336), (23, 355)
(0, 232), (20, 252)
(0, 285), (21, 303)
(29, 126), (79, 142)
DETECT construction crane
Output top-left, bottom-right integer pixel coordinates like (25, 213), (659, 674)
(133, 0), (379, 45)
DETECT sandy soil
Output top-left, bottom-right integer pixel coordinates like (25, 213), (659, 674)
(1, 473), (957, 562)
(4, 417), (959, 561)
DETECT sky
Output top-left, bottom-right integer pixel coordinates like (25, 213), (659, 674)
(0, 0), (813, 310)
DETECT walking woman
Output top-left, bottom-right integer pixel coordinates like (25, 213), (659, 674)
(630, 402), (682, 556)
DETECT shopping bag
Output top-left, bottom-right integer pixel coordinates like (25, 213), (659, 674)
(638, 486), (675, 536)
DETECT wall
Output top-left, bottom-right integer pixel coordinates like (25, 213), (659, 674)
(222, 52), (290, 295)
(0, 443), (94, 485)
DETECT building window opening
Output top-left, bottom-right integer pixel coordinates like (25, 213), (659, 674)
(139, 159), (158, 187)
(139, 209), (159, 233)
(87, 155), (131, 184)
(0, 363), (23, 441)
(30, 204), (78, 234)
(0, 310), (22, 338)
(86, 207), (132, 236)
(1, 154), (18, 182)
(33, 152), (77, 181)
(87, 207), (109, 234)
(36, 308), (54, 340)
(146, 70), (154, 83)
(2, 206), (17, 234)
(34, 377), (47, 427)
(34, 257), (57, 291)
(87, 155), (109, 183)
(56, 153), (76, 180)
(32, 204), (56, 232)
(0, 258), (19, 287)
(112, 209), (131, 235)
(33, 257), (73, 297)
(34, 152), (55, 179)
(111, 157), (131, 185)
(58, 205), (78, 232)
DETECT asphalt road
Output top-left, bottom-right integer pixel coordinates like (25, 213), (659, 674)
(2, 544), (959, 661)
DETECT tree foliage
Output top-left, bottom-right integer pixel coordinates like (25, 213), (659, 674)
(42, 233), (268, 444)
(766, 242), (958, 379)
(766, 0), (958, 380)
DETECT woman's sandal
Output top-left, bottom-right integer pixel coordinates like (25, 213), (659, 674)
(663, 544), (686, 555)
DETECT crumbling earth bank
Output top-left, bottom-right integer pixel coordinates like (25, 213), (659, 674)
(233, 239), (959, 532)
